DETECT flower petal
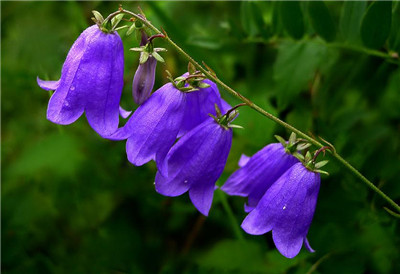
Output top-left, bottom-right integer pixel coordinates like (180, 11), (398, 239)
(119, 106), (132, 119)
(85, 30), (124, 136)
(238, 154), (250, 167)
(156, 119), (232, 216)
(243, 163), (320, 258)
(46, 26), (99, 125)
(122, 83), (185, 167)
(178, 80), (228, 136)
(304, 237), (315, 253)
(222, 143), (298, 211)
(37, 77), (60, 91)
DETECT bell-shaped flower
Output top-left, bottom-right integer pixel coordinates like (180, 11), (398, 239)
(241, 162), (321, 258)
(179, 79), (230, 136)
(108, 82), (186, 170)
(108, 73), (229, 173)
(155, 113), (235, 216)
(37, 24), (124, 136)
(221, 142), (299, 212)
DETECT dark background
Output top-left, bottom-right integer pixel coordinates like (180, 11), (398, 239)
(2, 1), (400, 273)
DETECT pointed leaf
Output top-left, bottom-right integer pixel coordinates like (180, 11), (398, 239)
(361, 1), (392, 49)
(240, 1), (265, 37)
(280, 1), (304, 39)
(339, 1), (367, 43)
(308, 1), (336, 42)
(389, 3), (400, 52)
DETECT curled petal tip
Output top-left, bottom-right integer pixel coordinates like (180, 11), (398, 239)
(37, 77), (60, 91)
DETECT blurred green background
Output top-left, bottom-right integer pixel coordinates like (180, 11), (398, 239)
(2, 1), (400, 273)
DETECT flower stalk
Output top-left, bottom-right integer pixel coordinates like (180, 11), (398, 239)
(107, 8), (400, 216)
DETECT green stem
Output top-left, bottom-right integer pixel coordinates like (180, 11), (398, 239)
(217, 190), (244, 241)
(118, 9), (400, 215)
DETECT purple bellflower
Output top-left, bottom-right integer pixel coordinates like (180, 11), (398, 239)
(179, 79), (230, 136)
(37, 24), (124, 136)
(241, 162), (321, 258)
(155, 112), (236, 216)
(221, 142), (299, 212)
(108, 73), (229, 173)
(108, 82), (185, 171)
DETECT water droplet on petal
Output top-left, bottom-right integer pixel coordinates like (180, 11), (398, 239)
(282, 205), (287, 210)
(70, 86), (75, 91)
(183, 180), (188, 184)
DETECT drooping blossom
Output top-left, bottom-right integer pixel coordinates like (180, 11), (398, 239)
(108, 74), (229, 173)
(241, 162), (321, 258)
(37, 25), (124, 136)
(155, 117), (233, 216)
(108, 82), (186, 171)
(179, 79), (231, 136)
(221, 143), (298, 212)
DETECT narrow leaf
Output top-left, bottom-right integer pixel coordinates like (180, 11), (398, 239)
(339, 1), (367, 43)
(361, 1), (392, 49)
(308, 1), (336, 42)
(280, 1), (304, 39)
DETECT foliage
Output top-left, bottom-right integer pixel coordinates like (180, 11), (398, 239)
(2, 1), (400, 273)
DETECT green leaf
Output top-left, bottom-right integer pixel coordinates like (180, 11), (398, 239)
(240, 1), (265, 37)
(273, 40), (337, 109)
(280, 1), (304, 39)
(361, 1), (392, 49)
(389, 3), (400, 52)
(339, 1), (367, 43)
(308, 1), (336, 42)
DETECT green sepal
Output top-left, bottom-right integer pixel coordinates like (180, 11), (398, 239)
(214, 103), (222, 118)
(154, 48), (167, 52)
(179, 87), (199, 92)
(288, 132), (297, 146)
(130, 47), (144, 52)
(297, 143), (311, 151)
(274, 135), (287, 147)
(126, 23), (136, 36)
(111, 14), (124, 30)
(151, 51), (165, 63)
(314, 169), (329, 176)
(139, 51), (150, 64)
(197, 82), (211, 89)
(315, 160), (329, 169)
(304, 151), (313, 163)
(188, 62), (197, 75)
(114, 25), (129, 31)
(229, 124), (244, 129)
(293, 152), (305, 162)
(92, 10), (104, 24)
